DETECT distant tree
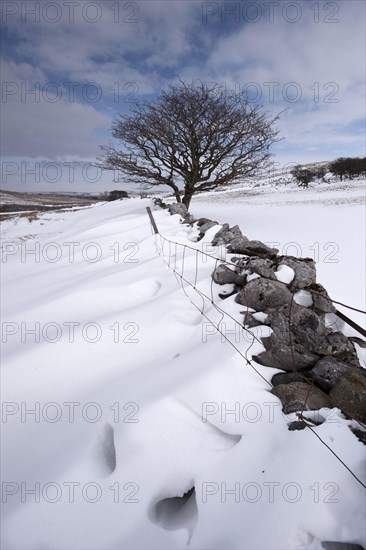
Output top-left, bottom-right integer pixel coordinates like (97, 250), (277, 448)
(348, 157), (366, 178)
(291, 165), (314, 187)
(97, 80), (281, 210)
(313, 166), (327, 180)
(329, 158), (348, 181)
(108, 190), (129, 201)
(329, 157), (366, 181)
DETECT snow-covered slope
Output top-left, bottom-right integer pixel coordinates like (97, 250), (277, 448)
(1, 192), (365, 549)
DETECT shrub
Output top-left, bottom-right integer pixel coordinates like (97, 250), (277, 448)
(291, 165), (315, 187)
(108, 190), (129, 201)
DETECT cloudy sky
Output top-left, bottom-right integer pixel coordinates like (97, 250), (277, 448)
(1, 0), (365, 192)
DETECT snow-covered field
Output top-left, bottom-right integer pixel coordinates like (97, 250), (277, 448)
(1, 182), (365, 549)
(191, 179), (366, 330)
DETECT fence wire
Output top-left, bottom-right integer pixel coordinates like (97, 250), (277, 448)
(147, 213), (366, 490)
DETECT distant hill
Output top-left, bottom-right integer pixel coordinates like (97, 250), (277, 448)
(0, 190), (101, 213)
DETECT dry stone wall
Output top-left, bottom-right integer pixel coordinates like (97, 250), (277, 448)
(160, 201), (366, 426)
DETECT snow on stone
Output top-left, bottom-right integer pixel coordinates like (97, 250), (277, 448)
(246, 271), (261, 281)
(252, 311), (268, 323)
(294, 290), (314, 307)
(274, 264), (295, 284)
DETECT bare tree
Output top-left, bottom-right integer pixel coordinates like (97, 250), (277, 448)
(329, 157), (366, 181)
(97, 80), (282, 210)
(291, 165), (315, 188)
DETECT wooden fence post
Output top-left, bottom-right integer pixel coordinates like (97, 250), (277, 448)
(146, 207), (159, 234)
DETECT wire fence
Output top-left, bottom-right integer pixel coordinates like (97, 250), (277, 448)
(147, 207), (366, 490)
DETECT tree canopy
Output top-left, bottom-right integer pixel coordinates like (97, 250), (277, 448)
(98, 81), (281, 209)
(329, 157), (366, 181)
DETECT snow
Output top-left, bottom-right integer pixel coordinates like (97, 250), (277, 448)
(190, 180), (366, 335)
(294, 290), (314, 308)
(275, 264), (295, 284)
(253, 312), (269, 324)
(1, 186), (365, 550)
(247, 272), (261, 282)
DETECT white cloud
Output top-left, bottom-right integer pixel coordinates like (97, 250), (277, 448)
(1, 60), (112, 158)
(3, 1), (201, 91)
(1, 0), (364, 172)
(203, 0), (365, 152)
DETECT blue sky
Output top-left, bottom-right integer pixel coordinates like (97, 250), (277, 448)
(1, 0), (365, 192)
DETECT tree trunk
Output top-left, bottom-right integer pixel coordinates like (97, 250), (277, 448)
(182, 193), (192, 210)
(174, 188), (182, 203)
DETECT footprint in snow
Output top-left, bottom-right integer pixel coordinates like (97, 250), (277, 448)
(125, 278), (162, 299)
(150, 486), (198, 545)
(93, 423), (116, 477)
(168, 309), (203, 326)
